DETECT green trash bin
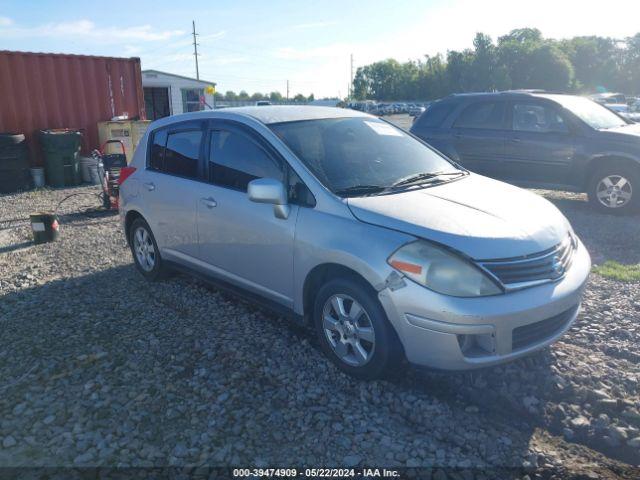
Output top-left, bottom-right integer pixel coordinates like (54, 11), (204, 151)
(39, 129), (82, 187)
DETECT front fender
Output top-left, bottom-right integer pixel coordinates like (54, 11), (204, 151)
(292, 207), (413, 315)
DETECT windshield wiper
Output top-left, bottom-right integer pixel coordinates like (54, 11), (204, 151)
(392, 171), (464, 188)
(334, 185), (389, 197)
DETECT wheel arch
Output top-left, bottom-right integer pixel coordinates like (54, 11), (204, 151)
(302, 263), (379, 324)
(124, 210), (144, 246)
(583, 154), (640, 190)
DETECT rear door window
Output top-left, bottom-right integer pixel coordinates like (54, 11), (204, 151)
(208, 129), (282, 191)
(163, 129), (202, 179)
(453, 101), (506, 130)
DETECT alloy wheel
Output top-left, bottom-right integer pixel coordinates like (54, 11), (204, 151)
(596, 175), (633, 209)
(133, 226), (156, 272)
(322, 294), (376, 367)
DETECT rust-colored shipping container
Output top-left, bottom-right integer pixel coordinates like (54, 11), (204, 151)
(0, 50), (146, 166)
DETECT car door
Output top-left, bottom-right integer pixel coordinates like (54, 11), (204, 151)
(450, 100), (507, 178)
(196, 121), (299, 307)
(141, 120), (209, 259)
(502, 101), (576, 185)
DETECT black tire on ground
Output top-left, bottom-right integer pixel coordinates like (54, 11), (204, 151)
(313, 276), (405, 380)
(588, 161), (640, 215)
(128, 217), (169, 281)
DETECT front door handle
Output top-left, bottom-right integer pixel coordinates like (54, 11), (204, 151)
(510, 137), (522, 143)
(143, 182), (155, 191)
(200, 197), (217, 209)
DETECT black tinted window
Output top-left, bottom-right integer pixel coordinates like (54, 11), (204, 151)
(163, 130), (202, 178)
(417, 102), (455, 128)
(512, 103), (568, 133)
(454, 102), (505, 129)
(209, 130), (282, 191)
(149, 130), (167, 170)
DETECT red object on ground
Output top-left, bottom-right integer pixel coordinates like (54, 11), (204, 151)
(0, 50), (146, 166)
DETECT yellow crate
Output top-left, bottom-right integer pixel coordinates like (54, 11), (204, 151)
(97, 120), (151, 164)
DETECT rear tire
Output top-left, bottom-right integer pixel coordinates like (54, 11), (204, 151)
(129, 218), (169, 281)
(588, 162), (640, 214)
(313, 276), (404, 380)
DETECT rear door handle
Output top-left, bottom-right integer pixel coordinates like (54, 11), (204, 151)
(143, 182), (155, 191)
(453, 132), (463, 139)
(510, 137), (522, 143)
(200, 197), (217, 209)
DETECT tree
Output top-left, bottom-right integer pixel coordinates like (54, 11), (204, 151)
(269, 91), (283, 102)
(238, 90), (250, 101)
(308, 93), (315, 102)
(293, 93), (307, 102)
(350, 29), (640, 100)
(250, 92), (265, 101)
(224, 91), (237, 101)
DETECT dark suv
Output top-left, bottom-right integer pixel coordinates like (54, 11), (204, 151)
(410, 91), (640, 214)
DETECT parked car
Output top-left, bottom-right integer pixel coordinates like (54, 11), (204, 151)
(411, 91), (640, 214)
(120, 106), (590, 379)
(255, 100), (271, 106)
(590, 92), (627, 105)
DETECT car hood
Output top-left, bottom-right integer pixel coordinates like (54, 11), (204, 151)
(599, 123), (640, 140)
(347, 174), (570, 260)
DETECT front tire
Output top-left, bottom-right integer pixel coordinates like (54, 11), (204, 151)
(129, 218), (168, 281)
(313, 277), (404, 380)
(588, 162), (639, 214)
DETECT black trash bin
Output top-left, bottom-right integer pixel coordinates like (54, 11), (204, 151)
(0, 133), (31, 193)
(39, 129), (82, 187)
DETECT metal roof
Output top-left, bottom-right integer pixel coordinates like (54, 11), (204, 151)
(142, 69), (216, 86)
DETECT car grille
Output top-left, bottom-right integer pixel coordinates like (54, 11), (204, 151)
(480, 235), (576, 289)
(511, 305), (578, 351)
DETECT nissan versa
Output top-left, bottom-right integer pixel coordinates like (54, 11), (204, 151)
(119, 106), (591, 379)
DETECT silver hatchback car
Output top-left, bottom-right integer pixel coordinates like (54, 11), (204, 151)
(119, 106), (591, 379)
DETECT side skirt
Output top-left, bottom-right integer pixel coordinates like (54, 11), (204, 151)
(165, 260), (307, 327)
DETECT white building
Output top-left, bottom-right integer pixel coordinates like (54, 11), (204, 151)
(142, 69), (216, 120)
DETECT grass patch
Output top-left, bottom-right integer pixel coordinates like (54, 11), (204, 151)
(593, 261), (640, 282)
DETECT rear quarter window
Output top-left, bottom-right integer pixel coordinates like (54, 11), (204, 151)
(414, 102), (455, 129)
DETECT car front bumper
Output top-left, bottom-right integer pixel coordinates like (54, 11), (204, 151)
(378, 239), (591, 370)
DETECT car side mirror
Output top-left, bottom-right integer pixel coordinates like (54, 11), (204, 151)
(247, 178), (290, 219)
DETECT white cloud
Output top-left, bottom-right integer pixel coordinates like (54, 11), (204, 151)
(0, 18), (184, 42)
(0, 16), (13, 27)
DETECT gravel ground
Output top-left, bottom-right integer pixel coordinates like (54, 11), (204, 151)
(0, 185), (639, 479)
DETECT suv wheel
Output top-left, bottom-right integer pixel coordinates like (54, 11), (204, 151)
(129, 218), (168, 281)
(313, 277), (404, 379)
(588, 163), (639, 214)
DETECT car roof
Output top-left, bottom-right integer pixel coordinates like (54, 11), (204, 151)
(147, 106), (371, 131)
(218, 105), (369, 124)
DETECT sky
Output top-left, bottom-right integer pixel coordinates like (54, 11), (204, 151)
(1, 0), (640, 98)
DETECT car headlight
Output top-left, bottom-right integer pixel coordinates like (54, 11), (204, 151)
(387, 240), (502, 297)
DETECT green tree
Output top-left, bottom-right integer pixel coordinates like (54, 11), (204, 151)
(293, 93), (307, 102)
(224, 91), (237, 101)
(250, 92), (264, 101)
(238, 90), (250, 101)
(269, 91), (283, 102)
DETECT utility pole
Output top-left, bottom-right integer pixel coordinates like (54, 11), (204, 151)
(192, 20), (200, 80)
(286, 80), (289, 101)
(350, 53), (354, 100)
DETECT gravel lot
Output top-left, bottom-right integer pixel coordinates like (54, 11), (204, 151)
(0, 180), (639, 479)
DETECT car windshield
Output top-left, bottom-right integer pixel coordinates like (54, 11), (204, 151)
(269, 117), (460, 195)
(551, 96), (628, 129)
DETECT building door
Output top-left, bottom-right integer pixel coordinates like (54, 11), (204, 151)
(144, 87), (171, 120)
